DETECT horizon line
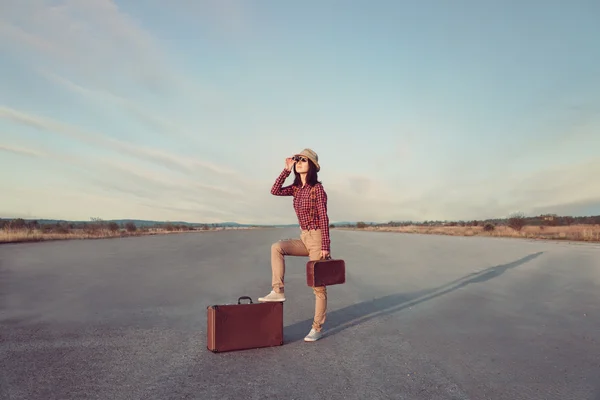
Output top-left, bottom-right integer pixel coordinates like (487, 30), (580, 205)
(1, 212), (599, 226)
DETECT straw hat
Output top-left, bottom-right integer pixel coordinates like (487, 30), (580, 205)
(294, 148), (320, 172)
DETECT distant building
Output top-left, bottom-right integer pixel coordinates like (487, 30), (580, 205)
(540, 214), (557, 221)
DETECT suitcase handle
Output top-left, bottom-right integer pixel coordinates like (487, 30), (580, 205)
(237, 296), (253, 304)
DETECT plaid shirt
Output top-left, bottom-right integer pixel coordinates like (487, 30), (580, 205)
(271, 168), (331, 252)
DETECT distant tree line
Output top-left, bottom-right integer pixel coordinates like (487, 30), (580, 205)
(333, 213), (600, 231)
(0, 217), (225, 234)
(4, 213), (599, 235)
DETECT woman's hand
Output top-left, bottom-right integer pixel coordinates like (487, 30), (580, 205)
(285, 157), (296, 171)
(321, 250), (330, 259)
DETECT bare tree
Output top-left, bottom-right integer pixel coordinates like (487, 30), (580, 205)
(507, 212), (526, 232)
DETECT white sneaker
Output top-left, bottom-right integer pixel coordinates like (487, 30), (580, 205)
(257, 290), (286, 302)
(304, 328), (322, 342)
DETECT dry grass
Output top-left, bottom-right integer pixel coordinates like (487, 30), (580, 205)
(0, 227), (222, 244)
(341, 224), (600, 242)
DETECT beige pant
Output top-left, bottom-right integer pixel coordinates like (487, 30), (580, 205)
(271, 229), (327, 332)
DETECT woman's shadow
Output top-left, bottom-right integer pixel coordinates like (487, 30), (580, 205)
(284, 251), (544, 342)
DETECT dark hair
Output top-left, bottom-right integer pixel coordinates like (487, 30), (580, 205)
(293, 159), (321, 187)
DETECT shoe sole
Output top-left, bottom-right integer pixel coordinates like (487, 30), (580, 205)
(257, 298), (286, 302)
(304, 337), (320, 342)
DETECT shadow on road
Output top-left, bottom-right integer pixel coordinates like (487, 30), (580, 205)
(284, 251), (544, 343)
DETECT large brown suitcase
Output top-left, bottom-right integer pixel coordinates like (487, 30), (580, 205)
(207, 296), (283, 352)
(306, 257), (346, 287)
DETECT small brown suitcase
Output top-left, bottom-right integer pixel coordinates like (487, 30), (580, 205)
(207, 296), (283, 353)
(306, 257), (346, 287)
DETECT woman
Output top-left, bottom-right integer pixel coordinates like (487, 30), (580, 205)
(258, 148), (331, 342)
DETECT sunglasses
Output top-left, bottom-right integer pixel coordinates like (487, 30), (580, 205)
(293, 156), (308, 162)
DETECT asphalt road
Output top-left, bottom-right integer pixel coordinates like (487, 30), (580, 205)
(1, 228), (599, 400)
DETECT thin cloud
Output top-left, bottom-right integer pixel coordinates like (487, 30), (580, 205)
(37, 70), (204, 145)
(0, 145), (252, 223)
(509, 103), (599, 164)
(104, 158), (243, 197)
(304, 153), (600, 223)
(5, 138), (598, 223)
(399, 157), (600, 221)
(165, 0), (255, 39)
(0, 106), (239, 178)
(0, 20), (57, 55)
(531, 197), (600, 217)
(0, 0), (202, 98)
(138, 202), (237, 220)
(202, 0), (254, 36)
(0, 142), (242, 208)
(3, 185), (200, 222)
(0, 144), (44, 158)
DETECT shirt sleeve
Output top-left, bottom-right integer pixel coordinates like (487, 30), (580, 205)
(315, 184), (331, 252)
(270, 168), (295, 196)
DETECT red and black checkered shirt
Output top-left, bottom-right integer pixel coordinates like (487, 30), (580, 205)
(271, 168), (331, 252)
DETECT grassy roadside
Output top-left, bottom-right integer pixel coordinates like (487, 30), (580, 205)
(0, 226), (254, 244)
(337, 224), (600, 243)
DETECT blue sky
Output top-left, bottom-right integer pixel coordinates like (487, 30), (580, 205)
(1, 0), (599, 224)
